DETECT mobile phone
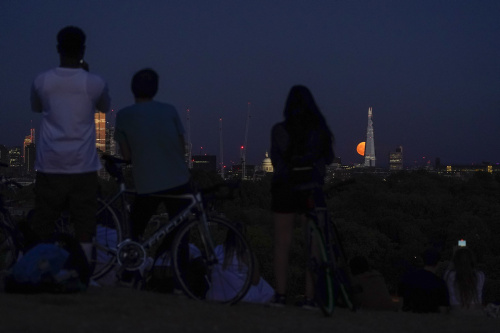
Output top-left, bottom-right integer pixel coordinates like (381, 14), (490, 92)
(458, 239), (466, 247)
(80, 59), (89, 72)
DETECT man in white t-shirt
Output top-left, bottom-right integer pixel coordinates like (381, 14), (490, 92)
(30, 26), (111, 261)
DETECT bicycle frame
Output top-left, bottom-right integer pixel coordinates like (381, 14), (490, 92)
(141, 191), (212, 252)
(307, 205), (355, 314)
(96, 189), (217, 272)
(98, 181), (134, 230)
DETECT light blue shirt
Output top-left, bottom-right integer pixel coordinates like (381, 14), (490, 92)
(114, 101), (190, 194)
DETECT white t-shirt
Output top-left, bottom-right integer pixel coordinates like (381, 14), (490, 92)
(31, 67), (110, 173)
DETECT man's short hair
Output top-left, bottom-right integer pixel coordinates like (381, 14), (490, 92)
(57, 26), (86, 58)
(131, 69), (159, 99)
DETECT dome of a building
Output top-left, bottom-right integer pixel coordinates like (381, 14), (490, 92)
(262, 152), (273, 173)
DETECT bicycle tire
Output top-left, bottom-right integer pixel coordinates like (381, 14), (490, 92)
(91, 199), (123, 279)
(307, 219), (335, 316)
(0, 214), (18, 276)
(147, 236), (176, 293)
(325, 213), (356, 311)
(171, 217), (254, 305)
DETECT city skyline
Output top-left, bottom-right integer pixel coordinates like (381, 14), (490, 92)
(1, 122), (496, 171)
(1, 1), (499, 167)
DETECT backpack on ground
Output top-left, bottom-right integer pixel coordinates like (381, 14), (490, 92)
(4, 233), (90, 294)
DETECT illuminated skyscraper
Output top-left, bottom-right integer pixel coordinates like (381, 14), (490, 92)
(364, 107), (376, 167)
(389, 146), (403, 171)
(8, 147), (22, 168)
(95, 112), (106, 153)
(23, 128), (35, 163)
(25, 143), (36, 173)
(106, 126), (116, 156)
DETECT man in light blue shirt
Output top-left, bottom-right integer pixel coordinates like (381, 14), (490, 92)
(114, 68), (191, 239)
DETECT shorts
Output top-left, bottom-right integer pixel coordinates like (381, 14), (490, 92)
(33, 171), (98, 242)
(271, 182), (325, 214)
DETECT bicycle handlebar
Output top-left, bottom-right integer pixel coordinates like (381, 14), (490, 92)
(101, 154), (129, 165)
(100, 153), (240, 203)
(101, 154), (129, 182)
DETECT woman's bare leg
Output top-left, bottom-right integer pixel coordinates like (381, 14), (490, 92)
(273, 212), (295, 295)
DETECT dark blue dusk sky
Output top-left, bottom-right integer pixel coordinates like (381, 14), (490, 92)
(1, 1), (499, 168)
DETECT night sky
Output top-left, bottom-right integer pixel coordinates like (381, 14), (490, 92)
(1, 1), (499, 168)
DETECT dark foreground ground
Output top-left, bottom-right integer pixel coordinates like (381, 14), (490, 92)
(0, 286), (497, 333)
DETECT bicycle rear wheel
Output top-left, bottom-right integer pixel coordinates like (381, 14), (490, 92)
(327, 217), (356, 311)
(92, 199), (123, 279)
(50, 198), (123, 280)
(307, 219), (335, 316)
(171, 217), (254, 304)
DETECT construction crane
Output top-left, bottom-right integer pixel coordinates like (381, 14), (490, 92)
(219, 117), (224, 179)
(185, 107), (192, 168)
(240, 102), (251, 180)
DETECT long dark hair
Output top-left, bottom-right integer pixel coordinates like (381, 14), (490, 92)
(223, 223), (247, 271)
(282, 85), (334, 163)
(452, 248), (479, 308)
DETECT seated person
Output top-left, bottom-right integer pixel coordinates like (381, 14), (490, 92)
(444, 247), (485, 313)
(206, 227), (274, 303)
(399, 248), (449, 313)
(349, 256), (397, 311)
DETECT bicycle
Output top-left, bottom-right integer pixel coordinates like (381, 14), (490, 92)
(302, 182), (355, 316)
(0, 163), (23, 277)
(93, 155), (255, 304)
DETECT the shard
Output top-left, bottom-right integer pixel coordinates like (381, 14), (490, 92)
(364, 107), (376, 167)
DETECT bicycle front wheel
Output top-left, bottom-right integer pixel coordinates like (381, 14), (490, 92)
(92, 199), (123, 279)
(326, 216), (356, 312)
(171, 217), (254, 305)
(307, 219), (335, 316)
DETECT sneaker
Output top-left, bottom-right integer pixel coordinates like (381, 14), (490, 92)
(268, 293), (287, 307)
(295, 297), (318, 311)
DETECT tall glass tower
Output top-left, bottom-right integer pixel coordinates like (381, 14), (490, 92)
(95, 112), (106, 153)
(364, 107), (376, 167)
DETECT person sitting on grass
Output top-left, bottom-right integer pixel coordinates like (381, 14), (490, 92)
(349, 256), (398, 311)
(444, 247), (485, 314)
(399, 248), (449, 313)
(206, 223), (274, 303)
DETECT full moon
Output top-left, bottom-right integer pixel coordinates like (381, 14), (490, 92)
(357, 142), (366, 156)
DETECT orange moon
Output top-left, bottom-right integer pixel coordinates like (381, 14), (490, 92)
(356, 142), (366, 156)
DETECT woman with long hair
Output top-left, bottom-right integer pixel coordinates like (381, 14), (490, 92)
(269, 85), (334, 308)
(444, 247), (485, 312)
